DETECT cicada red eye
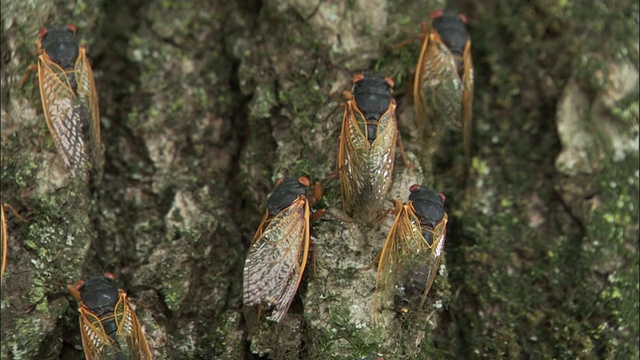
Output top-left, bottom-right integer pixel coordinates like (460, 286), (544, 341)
(409, 184), (422, 193)
(297, 176), (311, 187)
(430, 9), (443, 19)
(352, 73), (365, 83)
(103, 272), (116, 280)
(384, 76), (395, 89)
(66, 24), (77, 33)
(74, 279), (85, 291)
(37, 27), (48, 39)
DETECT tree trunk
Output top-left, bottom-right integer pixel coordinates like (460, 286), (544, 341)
(1, 0), (637, 359)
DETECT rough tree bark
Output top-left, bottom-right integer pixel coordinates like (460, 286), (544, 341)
(1, 0), (637, 359)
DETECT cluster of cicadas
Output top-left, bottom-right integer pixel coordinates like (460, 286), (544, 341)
(3, 7), (473, 357)
(3, 24), (152, 359)
(242, 10), (472, 324)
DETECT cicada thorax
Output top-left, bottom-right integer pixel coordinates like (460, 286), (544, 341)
(35, 24), (102, 183)
(413, 10), (473, 157)
(431, 11), (469, 74)
(375, 185), (448, 318)
(339, 73), (398, 224)
(38, 25), (81, 90)
(69, 272), (152, 360)
(243, 176), (321, 323)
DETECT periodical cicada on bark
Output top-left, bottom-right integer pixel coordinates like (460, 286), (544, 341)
(243, 176), (323, 323)
(30, 24), (102, 182)
(374, 184), (448, 315)
(68, 272), (153, 360)
(339, 72), (399, 224)
(413, 10), (474, 157)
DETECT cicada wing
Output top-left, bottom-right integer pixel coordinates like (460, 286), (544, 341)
(413, 24), (432, 135)
(461, 39), (474, 159)
(75, 46), (103, 174)
(243, 198), (311, 322)
(369, 103), (398, 209)
(78, 307), (115, 360)
(418, 212), (448, 309)
(114, 291), (153, 360)
(1, 205), (7, 279)
(251, 210), (270, 245)
(37, 54), (90, 180)
(414, 31), (463, 137)
(338, 101), (370, 216)
(375, 203), (424, 312)
(375, 206), (405, 310)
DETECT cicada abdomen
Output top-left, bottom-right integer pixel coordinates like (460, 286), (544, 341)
(374, 184), (448, 316)
(35, 24), (102, 182)
(339, 73), (399, 224)
(413, 10), (474, 157)
(243, 176), (322, 323)
(68, 272), (153, 360)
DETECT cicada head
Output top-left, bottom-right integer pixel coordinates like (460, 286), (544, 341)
(409, 185), (445, 225)
(75, 272), (121, 316)
(352, 72), (394, 122)
(408, 184), (446, 245)
(430, 10), (469, 59)
(37, 24), (80, 70)
(267, 176), (312, 217)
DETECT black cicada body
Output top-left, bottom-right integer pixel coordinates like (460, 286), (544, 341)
(34, 24), (102, 181)
(243, 176), (323, 323)
(68, 272), (152, 360)
(339, 73), (398, 223)
(374, 185), (448, 314)
(413, 10), (473, 156)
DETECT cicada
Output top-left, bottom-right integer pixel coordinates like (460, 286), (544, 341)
(243, 176), (323, 323)
(413, 10), (473, 157)
(338, 72), (399, 223)
(374, 184), (448, 314)
(30, 24), (102, 181)
(68, 272), (153, 360)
